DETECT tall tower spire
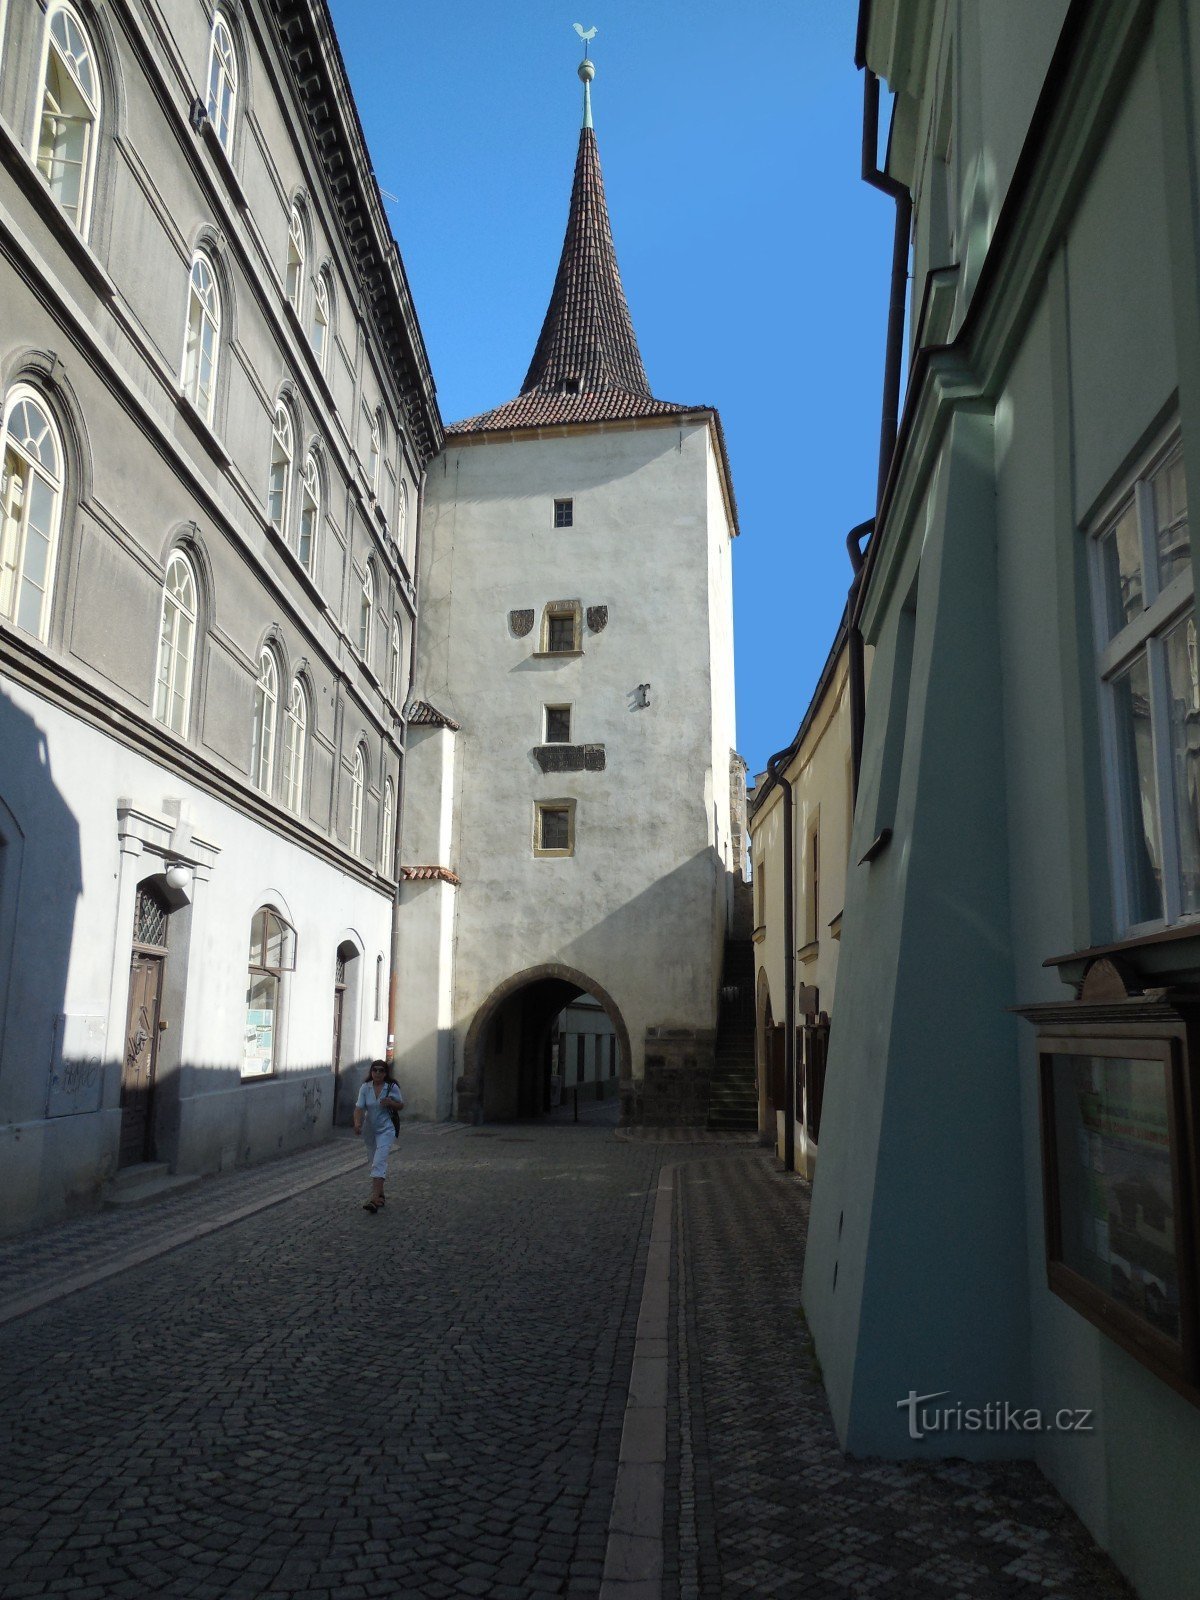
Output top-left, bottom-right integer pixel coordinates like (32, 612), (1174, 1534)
(447, 30), (697, 435)
(518, 34), (652, 403)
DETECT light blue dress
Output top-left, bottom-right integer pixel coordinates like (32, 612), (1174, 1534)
(356, 1080), (403, 1178)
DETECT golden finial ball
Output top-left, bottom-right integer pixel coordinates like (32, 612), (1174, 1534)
(578, 58), (596, 83)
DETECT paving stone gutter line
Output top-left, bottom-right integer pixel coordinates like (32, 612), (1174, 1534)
(601, 1159), (675, 1600)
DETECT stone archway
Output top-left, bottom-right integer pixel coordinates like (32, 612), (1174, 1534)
(458, 963), (633, 1124)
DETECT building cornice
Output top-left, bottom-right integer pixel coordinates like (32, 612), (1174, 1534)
(270, 0), (443, 463)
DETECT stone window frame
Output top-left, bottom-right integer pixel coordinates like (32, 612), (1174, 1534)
(538, 599), (582, 656)
(553, 497), (574, 529)
(544, 703), (572, 744)
(534, 798), (576, 858)
(0, 381), (67, 644)
(32, 2), (102, 240)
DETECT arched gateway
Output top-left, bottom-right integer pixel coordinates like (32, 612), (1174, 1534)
(458, 964), (632, 1123)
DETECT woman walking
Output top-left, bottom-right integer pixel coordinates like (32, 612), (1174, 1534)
(353, 1059), (404, 1213)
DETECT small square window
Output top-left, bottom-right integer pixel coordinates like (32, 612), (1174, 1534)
(554, 498), (574, 528)
(547, 613), (576, 653)
(535, 801), (575, 856)
(545, 706), (571, 743)
(559, 377), (581, 396)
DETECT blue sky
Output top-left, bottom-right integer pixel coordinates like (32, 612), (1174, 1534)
(328, 1), (893, 781)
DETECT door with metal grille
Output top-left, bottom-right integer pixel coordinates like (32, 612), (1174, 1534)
(120, 884), (170, 1167)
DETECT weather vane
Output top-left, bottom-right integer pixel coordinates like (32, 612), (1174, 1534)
(573, 22), (597, 60)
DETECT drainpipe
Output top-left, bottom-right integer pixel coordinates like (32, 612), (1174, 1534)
(847, 67), (912, 802)
(765, 745), (796, 1172)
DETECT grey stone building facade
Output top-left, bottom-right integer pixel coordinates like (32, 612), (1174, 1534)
(0, 0), (441, 1233)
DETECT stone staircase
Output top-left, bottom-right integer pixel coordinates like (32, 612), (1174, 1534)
(707, 937), (758, 1133)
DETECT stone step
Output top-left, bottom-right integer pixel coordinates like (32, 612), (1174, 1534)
(104, 1172), (203, 1209)
(106, 1161), (172, 1192)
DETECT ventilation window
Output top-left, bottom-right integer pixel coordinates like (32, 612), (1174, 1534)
(554, 498), (574, 528)
(545, 705), (571, 744)
(558, 377), (581, 396)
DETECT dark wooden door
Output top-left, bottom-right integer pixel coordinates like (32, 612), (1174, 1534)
(121, 954), (163, 1167)
(331, 982), (345, 1121)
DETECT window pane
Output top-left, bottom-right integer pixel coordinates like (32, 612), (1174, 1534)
(1164, 612), (1200, 914)
(546, 707), (571, 743)
(1100, 503), (1143, 639)
(243, 972), (276, 1077)
(1049, 1053), (1181, 1347)
(1111, 652), (1162, 922)
(1152, 450), (1190, 593)
(540, 808), (569, 850)
(548, 615), (574, 652)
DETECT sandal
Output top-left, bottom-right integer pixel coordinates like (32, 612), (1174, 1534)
(363, 1200), (380, 1214)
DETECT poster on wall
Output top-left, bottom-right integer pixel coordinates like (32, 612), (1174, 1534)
(242, 1010), (274, 1078)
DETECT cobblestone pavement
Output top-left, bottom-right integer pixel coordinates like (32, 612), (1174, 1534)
(0, 1128), (1138, 1599)
(668, 1150), (1134, 1600)
(0, 1122), (661, 1599)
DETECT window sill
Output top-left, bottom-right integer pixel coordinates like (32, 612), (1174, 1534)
(533, 848), (574, 859)
(263, 519), (326, 610)
(532, 649), (584, 660)
(752, 924), (766, 945)
(798, 940), (819, 966)
(829, 910), (843, 941)
(200, 119), (251, 215)
(858, 828), (892, 866)
(175, 393), (232, 468)
(0, 119), (117, 301)
(1043, 920), (1200, 990)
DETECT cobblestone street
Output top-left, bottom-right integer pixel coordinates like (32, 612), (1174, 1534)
(0, 1124), (1131, 1599)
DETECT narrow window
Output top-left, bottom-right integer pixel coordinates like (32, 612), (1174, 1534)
(1093, 432), (1196, 929)
(349, 745), (366, 856)
(381, 777), (394, 872)
(358, 563), (374, 661)
(397, 480), (409, 556)
(267, 403), (293, 538)
(243, 905), (294, 1078)
(182, 250), (221, 425)
(311, 271), (330, 370)
(298, 452), (320, 573)
(554, 498), (574, 528)
(281, 679), (307, 815)
(545, 705), (571, 744)
(535, 800), (575, 857)
(543, 605), (580, 654)
(206, 15), (238, 154)
(806, 823), (821, 945)
(285, 204), (305, 313)
(153, 550), (198, 735)
(367, 412), (381, 497)
(251, 648), (278, 794)
(35, 4), (100, 236)
(389, 616), (403, 704)
(374, 953), (383, 1021)
(0, 387), (64, 641)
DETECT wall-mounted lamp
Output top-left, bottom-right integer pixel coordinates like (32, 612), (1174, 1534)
(165, 862), (192, 892)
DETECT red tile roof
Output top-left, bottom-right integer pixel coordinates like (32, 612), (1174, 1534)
(407, 700), (461, 730)
(401, 865), (461, 885)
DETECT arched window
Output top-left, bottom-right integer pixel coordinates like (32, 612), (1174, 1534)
(367, 412), (381, 497)
(35, 4), (101, 235)
(396, 479), (408, 555)
(243, 905), (295, 1079)
(251, 648), (278, 793)
(298, 452), (320, 572)
(267, 402), (292, 538)
(358, 562), (374, 660)
(285, 204), (305, 313)
(154, 550), (198, 735)
(182, 249), (221, 425)
(349, 744), (366, 856)
(311, 271), (330, 371)
(380, 777), (394, 872)
(281, 678), (307, 815)
(0, 387), (65, 641)
(389, 615), (402, 704)
(205, 14), (237, 155)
